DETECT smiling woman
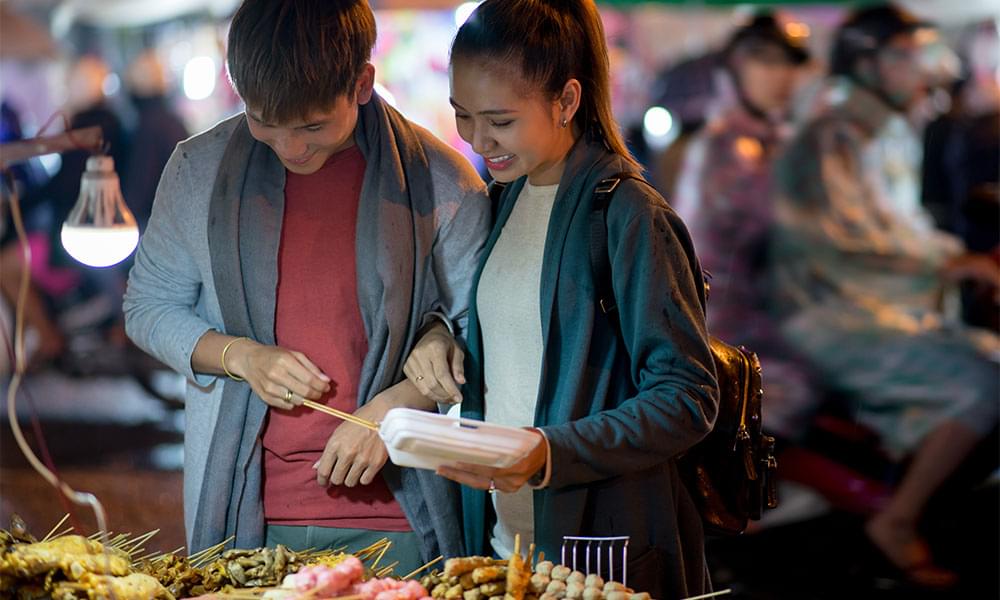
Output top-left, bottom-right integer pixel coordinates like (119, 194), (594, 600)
(402, 2), (719, 598)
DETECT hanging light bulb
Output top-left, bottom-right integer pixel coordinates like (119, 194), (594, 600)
(60, 155), (139, 268)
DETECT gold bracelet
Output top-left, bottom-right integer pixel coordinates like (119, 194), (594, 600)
(221, 336), (249, 381)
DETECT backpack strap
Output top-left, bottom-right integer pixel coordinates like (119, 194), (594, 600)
(591, 173), (712, 318)
(589, 172), (649, 318)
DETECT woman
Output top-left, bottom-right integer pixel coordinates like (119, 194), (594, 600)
(404, 1), (719, 597)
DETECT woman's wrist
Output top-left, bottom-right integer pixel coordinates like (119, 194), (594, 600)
(526, 428), (551, 488)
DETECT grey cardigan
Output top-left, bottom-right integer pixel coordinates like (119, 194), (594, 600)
(123, 95), (489, 557)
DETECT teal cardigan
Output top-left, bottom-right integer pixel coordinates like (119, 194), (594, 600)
(460, 140), (720, 599)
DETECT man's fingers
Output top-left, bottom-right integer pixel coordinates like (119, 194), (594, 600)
(286, 353), (331, 396)
(329, 451), (354, 486)
(359, 455), (387, 486)
(315, 451), (335, 486)
(291, 350), (331, 383)
(270, 380), (307, 406)
(343, 460), (368, 488)
(261, 382), (300, 409)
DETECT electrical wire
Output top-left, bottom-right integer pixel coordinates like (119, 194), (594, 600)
(0, 316), (82, 533)
(2, 169), (118, 596)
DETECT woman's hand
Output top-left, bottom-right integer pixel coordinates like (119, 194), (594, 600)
(228, 339), (331, 410)
(403, 321), (465, 404)
(436, 428), (548, 493)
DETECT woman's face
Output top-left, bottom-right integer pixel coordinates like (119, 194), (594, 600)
(449, 58), (578, 185)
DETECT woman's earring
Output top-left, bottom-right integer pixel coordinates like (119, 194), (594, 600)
(560, 117), (568, 128)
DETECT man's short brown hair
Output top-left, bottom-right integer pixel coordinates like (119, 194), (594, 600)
(226, 0), (376, 124)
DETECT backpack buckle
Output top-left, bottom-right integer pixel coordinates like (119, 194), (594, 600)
(594, 177), (621, 195)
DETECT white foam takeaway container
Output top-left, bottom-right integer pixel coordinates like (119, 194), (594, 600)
(379, 407), (537, 471)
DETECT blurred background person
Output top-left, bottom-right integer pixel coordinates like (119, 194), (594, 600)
(922, 20), (999, 331)
(769, 4), (999, 588)
(673, 13), (818, 442)
(0, 55), (127, 368)
(121, 50), (189, 232)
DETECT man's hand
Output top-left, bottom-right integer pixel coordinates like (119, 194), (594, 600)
(314, 386), (404, 488)
(403, 321), (465, 403)
(229, 339), (331, 410)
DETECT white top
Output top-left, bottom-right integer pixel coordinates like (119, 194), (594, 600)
(476, 180), (559, 558)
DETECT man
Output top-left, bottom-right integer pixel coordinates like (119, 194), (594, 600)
(123, 0), (488, 570)
(770, 4), (998, 588)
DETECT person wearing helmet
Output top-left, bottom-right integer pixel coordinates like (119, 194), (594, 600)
(769, 4), (999, 588)
(673, 13), (817, 443)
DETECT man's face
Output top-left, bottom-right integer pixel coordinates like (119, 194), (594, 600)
(873, 32), (930, 109)
(245, 64), (374, 175)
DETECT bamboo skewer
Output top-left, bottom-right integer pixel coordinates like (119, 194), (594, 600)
(403, 555), (443, 580)
(369, 540), (393, 571)
(375, 561), (399, 578)
(124, 529), (160, 555)
(355, 537), (391, 561)
(190, 536), (235, 568)
(41, 514), (70, 542)
(302, 399), (379, 431)
(681, 590), (732, 600)
(49, 526), (75, 541)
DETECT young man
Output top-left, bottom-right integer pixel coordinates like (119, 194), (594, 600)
(769, 4), (998, 588)
(123, 0), (488, 569)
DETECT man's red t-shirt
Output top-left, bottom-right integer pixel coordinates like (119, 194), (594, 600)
(261, 144), (410, 531)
